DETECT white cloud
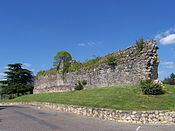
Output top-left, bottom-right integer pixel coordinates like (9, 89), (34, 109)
(30, 68), (35, 72)
(87, 42), (97, 47)
(23, 63), (32, 68)
(160, 34), (175, 45)
(78, 41), (102, 47)
(160, 61), (175, 69)
(22, 62), (35, 72)
(0, 72), (6, 80)
(4, 66), (8, 69)
(0, 73), (5, 77)
(78, 43), (86, 47)
(154, 34), (162, 40)
(155, 28), (175, 45)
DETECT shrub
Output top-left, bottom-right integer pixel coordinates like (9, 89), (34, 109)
(36, 70), (46, 77)
(136, 38), (145, 55)
(140, 80), (165, 95)
(82, 57), (102, 70)
(74, 80), (87, 90)
(106, 55), (118, 67)
(68, 61), (82, 72)
(81, 80), (87, 85)
(35, 68), (57, 79)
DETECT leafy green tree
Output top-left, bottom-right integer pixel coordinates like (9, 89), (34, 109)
(53, 50), (72, 77)
(163, 73), (175, 85)
(0, 63), (34, 97)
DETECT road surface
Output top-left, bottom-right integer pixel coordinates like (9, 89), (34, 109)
(0, 105), (175, 131)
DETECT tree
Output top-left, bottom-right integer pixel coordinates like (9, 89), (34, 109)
(163, 73), (175, 85)
(0, 63), (34, 98)
(53, 50), (72, 77)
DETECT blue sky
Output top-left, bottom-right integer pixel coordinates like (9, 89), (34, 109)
(0, 0), (175, 80)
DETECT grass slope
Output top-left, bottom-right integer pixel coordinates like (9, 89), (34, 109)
(1, 85), (175, 111)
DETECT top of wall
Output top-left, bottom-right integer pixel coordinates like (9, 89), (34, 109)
(36, 39), (159, 79)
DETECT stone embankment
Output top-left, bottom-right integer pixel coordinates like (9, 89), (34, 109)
(1, 102), (174, 124)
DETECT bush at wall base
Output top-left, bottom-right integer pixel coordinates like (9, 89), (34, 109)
(74, 80), (87, 90)
(140, 80), (165, 95)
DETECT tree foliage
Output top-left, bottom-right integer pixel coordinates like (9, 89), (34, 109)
(53, 50), (72, 77)
(163, 73), (175, 85)
(0, 63), (34, 98)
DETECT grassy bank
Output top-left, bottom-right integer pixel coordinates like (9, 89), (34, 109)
(1, 85), (175, 111)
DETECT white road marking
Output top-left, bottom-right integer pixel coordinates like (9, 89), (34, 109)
(136, 126), (141, 131)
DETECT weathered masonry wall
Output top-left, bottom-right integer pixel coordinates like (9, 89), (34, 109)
(34, 40), (159, 93)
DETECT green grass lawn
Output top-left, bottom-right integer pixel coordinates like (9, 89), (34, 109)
(1, 84), (175, 111)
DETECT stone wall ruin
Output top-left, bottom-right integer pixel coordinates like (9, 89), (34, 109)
(34, 40), (159, 93)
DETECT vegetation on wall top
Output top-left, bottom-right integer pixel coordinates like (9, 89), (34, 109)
(136, 38), (145, 55)
(36, 38), (148, 79)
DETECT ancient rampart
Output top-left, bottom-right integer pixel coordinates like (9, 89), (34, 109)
(34, 40), (159, 93)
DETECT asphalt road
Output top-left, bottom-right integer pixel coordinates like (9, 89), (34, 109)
(0, 105), (175, 131)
